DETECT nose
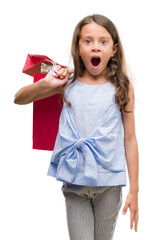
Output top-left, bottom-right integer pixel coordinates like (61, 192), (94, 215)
(92, 41), (100, 52)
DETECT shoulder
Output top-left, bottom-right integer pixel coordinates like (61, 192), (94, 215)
(129, 81), (135, 98)
(126, 81), (135, 111)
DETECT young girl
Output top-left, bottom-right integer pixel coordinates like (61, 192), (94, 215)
(14, 14), (139, 240)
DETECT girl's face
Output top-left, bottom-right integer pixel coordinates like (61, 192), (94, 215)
(79, 21), (117, 79)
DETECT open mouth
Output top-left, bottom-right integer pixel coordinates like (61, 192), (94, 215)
(91, 57), (101, 67)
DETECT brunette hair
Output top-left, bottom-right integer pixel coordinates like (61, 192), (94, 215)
(62, 14), (132, 113)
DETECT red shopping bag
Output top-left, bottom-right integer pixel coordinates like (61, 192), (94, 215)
(22, 54), (66, 76)
(22, 54), (64, 151)
(33, 74), (63, 151)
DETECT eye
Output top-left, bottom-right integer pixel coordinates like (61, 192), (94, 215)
(101, 40), (107, 44)
(85, 39), (91, 44)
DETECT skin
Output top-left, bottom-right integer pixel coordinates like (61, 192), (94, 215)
(121, 82), (139, 232)
(14, 21), (139, 232)
(14, 66), (72, 104)
(78, 21), (118, 84)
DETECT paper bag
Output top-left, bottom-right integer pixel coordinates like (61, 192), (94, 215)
(33, 74), (63, 151)
(22, 54), (64, 151)
(22, 54), (66, 76)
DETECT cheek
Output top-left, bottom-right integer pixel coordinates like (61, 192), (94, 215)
(79, 48), (87, 63)
(79, 45), (85, 57)
(103, 49), (113, 62)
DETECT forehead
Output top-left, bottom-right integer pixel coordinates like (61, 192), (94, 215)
(80, 21), (112, 39)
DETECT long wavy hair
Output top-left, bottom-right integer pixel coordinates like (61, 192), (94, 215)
(62, 14), (131, 113)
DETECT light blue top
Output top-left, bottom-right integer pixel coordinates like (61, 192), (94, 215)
(47, 78), (127, 187)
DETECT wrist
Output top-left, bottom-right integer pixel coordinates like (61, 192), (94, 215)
(38, 78), (50, 90)
(129, 187), (139, 194)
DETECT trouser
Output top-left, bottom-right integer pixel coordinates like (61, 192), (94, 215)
(61, 184), (122, 240)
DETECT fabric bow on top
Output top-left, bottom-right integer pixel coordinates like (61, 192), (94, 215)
(50, 104), (126, 183)
(57, 136), (98, 183)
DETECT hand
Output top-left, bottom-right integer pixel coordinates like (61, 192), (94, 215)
(43, 65), (74, 89)
(122, 191), (139, 232)
(56, 65), (74, 79)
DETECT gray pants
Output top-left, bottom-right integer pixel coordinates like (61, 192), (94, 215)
(61, 184), (122, 240)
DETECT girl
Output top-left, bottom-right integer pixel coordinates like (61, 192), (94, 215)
(14, 14), (139, 240)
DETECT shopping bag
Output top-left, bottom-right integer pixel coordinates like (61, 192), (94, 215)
(22, 54), (64, 151)
(33, 74), (63, 151)
(22, 54), (66, 76)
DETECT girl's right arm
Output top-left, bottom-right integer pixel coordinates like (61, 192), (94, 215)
(14, 67), (71, 105)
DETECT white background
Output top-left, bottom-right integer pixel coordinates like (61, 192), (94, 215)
(0, 0), (152, 239)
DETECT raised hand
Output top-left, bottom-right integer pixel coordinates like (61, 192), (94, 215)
(43, 65), (74, 89)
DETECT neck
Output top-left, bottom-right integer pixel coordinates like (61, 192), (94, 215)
(78, 70), (110, 85)
(81, 69), (108, 81)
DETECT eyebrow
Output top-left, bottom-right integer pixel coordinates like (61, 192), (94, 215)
(81, 36), (111, 40)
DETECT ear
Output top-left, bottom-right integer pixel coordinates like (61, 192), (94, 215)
(111, 43), (118, 57)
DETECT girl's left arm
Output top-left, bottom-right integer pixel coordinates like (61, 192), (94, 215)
(121, 81), (139, 232)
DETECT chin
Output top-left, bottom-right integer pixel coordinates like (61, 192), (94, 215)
(89, 69), (105, 77)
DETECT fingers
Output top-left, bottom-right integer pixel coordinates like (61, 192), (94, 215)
(130, 209), (134, 229)
(130, 208), (139, 231)
(58, 74), (69, 86)
(122, 201), (129, 215)
(134, 211), (139, 232)
(122, 201), (139, 232)
(56, 65), (74, 79)
(59, 70), (68, 79)
(56, 68), (68, 79)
